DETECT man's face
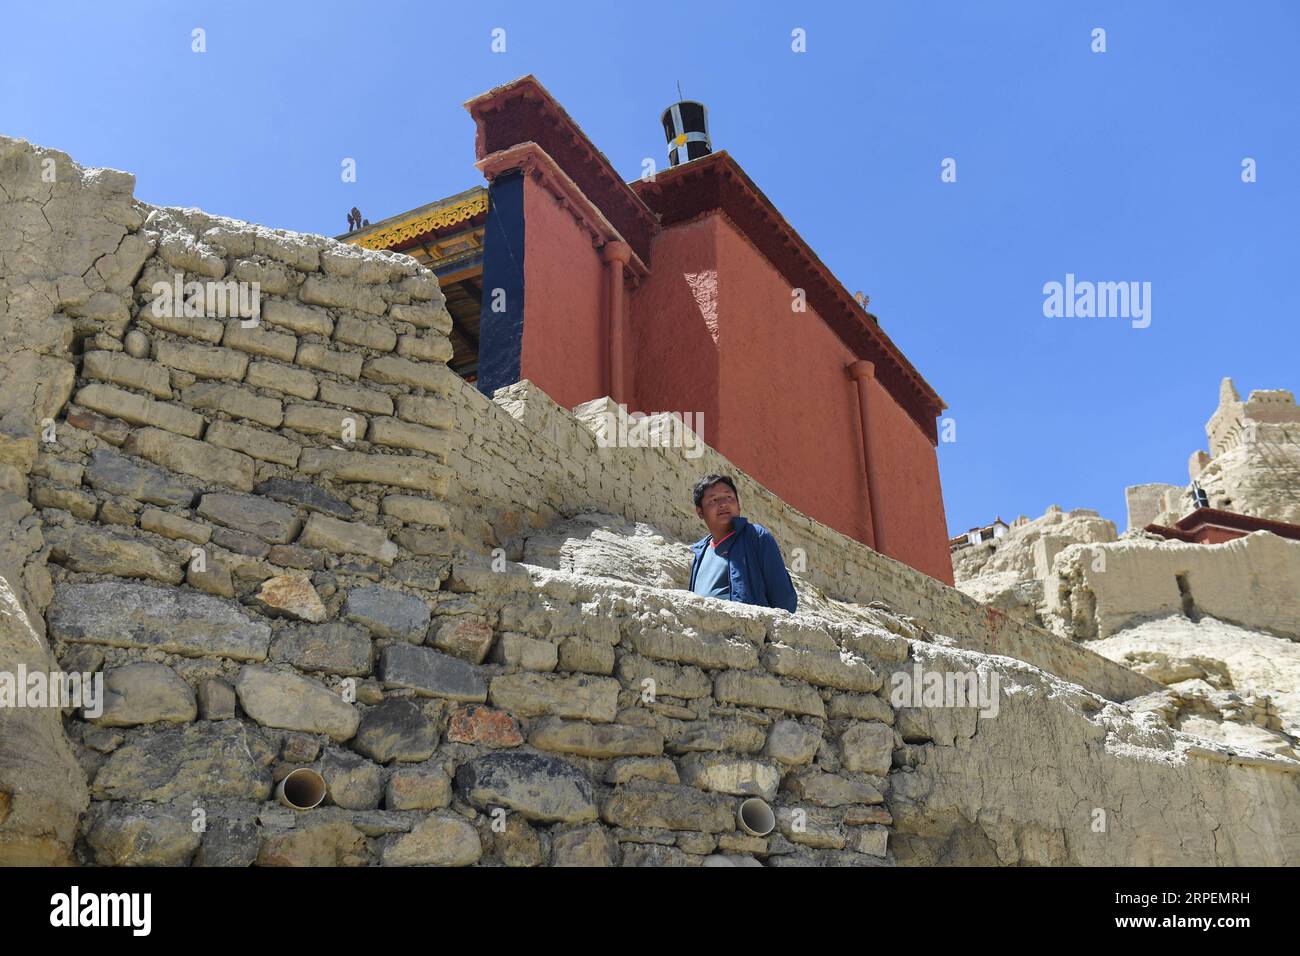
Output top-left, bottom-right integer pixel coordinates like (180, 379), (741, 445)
(697, 482), (739, 530)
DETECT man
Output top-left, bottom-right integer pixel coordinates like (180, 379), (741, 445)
(688, 474), (798, 613)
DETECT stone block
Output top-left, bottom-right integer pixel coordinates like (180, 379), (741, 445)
(828, 693), (895, 724)
(394, 394), (453, 430)
(296, 342), (363, 379)
(252, 574), (326, 622)
(713, 671), (826, 718)
(91, 721), (276, 801)
(155, 340), (249, 380)
(141, 309), (223, 343)
(300, 274), (386, 315)
(205, 420), (301, 466)
(616, 654), (711, 699)
(396, 332), (453, 363)
(297, 447), (450, 494)
(334, 314), (397, 351)
(379, 644), (487, 701)
(262, 298), (332, 336)
(124, 426), (255, 491)
(320, 749), (384, 809)
(677, 753), (781, 800)
(445, 704), (524, 747)
(299, 512), (398, 564)
(663, 718), (768, 755)
(838, 721), (895, 775)
(74, 383), (203, 437)
(139, 507), (211, 544)
(270, 620), (373, 676)
(488, 672), (620, 722)
(784, 770), (883, 807)
(426, 616), (491, 660)
(557, 636), (616, 675)
(317, 379), (394, 415)
(352, 699), (438, 764)
(197, 492), (301, 543)
(529, 717), (664, 758)
(599, 784), (733, 833)
(362, 355), (458, 394)
(91, 662), (197, 727)
(763, 719), (823, 766)
(382, 814), (481, 867)
(761, 643), (881, 693)
(368, 416), (450, 457)
(82, 350), (171, 398)
(245, 360), (318, 399)
(380, 494), (450, 527)
(343, 585), (431, 641)
(629, 627), (759, 671)
(234, 665), (359, 741)
(256, 819), (368, 867)
(45, 523), (182, 584)
(491, 633), (558, 671)
(222, 320), (298, 362)
(385, 769), (452, 811)
(50, 580), (271, 660)
(197, 678), (237, 720)
(455, 751), (597, 824)
(182, 382), (283, 426)
(86, 803), (201, 866)
(30, 481), (97, 520)
(254, 477), (353, 518)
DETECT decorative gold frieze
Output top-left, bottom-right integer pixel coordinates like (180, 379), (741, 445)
(347, 192), (489, 250)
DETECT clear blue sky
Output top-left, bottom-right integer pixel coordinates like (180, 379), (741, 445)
(5, 1), (1297, 535)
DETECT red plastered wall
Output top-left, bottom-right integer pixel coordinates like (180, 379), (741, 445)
(863, 375), (955, 583)
(518, 176), (606, 410)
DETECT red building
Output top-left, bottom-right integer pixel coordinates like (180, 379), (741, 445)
(345, 76), (954, 584)
(1146, 508), (1300, 545)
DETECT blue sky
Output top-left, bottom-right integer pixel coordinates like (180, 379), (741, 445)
(4, 1), (1297, 536)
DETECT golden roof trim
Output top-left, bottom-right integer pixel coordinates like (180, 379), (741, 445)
(346, 191), (489, 251)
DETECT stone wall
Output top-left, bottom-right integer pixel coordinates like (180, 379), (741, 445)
(0, 137), (911, 866)
(444, 382), (1155, 703)
(4, 136), (1295, 868)
(0, 136), (456, 864)
(1046, 532), (1300, 642)
(890, 640), (1300, 865)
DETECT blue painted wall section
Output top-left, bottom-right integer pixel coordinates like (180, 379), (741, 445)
(476, 171), (525, 396)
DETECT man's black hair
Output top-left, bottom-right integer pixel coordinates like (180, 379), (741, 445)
(693, 474), (738, 508)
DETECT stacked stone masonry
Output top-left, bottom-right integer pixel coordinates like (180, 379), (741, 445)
(3, 137), (1296, 868)
(445, 382), (1156, 704)
(0, 138), (900, 866)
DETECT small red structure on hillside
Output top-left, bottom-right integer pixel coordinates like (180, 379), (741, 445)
(1145, 508), (1300, 545)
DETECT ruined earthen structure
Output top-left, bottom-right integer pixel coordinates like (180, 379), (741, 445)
(1139, 378), (1300, 529)
(2, 136), (1297, 867)
(954, 378), (1300, 764)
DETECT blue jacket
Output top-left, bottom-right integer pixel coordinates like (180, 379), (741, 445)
(688, 515), (798, 613)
